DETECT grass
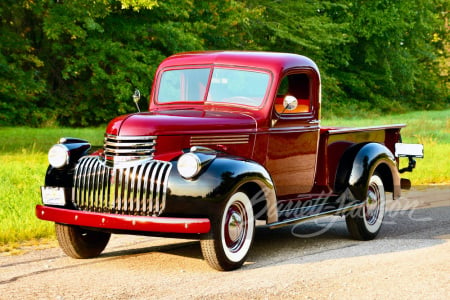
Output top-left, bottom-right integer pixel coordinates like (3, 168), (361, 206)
(0, 127), (105, 153)
(0, 127), (104, 251)
(322, 109), (450, 185)
(0, 109), (448, 250)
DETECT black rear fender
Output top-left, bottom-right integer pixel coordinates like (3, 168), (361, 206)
(334, 143), (400, 201)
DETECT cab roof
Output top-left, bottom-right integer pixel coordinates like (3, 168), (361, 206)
(157, 51), (319, 75)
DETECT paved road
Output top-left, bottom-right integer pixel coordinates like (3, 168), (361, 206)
(1, 187), (449, 299)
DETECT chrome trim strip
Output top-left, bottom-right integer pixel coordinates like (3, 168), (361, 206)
(104, 141), (156, 148)
(104, 148), (155, 154)
(104, 135), (157, 140)
(190, 135), (249, 146)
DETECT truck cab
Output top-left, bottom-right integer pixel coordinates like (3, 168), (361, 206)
(37, 51), (423, 271)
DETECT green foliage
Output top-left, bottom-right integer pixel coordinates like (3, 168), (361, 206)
(0, 0), (46, 125)
(329, 0), (449, 112)
(1, 0), (261, 126)
(0, 0), (448, 126)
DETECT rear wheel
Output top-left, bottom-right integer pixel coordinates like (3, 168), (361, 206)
(346, 174), (386, 240)
(201, 191), (255, 271)
(55, 223), (111, 259)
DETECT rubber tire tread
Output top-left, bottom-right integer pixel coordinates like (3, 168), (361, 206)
(346, 174), (385, 241)
(200, 191), (255, 271)
(55, 223), (111, 259)
(200, 219), (231, 271)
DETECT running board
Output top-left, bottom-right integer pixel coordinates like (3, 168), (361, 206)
(268, 202), (364, 229)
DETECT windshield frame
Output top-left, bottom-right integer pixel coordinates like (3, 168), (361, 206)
(154, 65), (273, 109)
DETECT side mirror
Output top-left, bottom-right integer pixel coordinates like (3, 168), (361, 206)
(283, 95), (298, 111)
(132, 89), (141, 112)
(271, 95), (299, 127)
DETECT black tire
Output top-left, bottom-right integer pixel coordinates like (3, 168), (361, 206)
(55, 223), (111, 259)
(200, 191), (255, 271)
(346, 174), (386, 240)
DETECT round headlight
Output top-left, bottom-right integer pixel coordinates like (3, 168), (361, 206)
(48, 144), (70, 168)
(177, 153), (201, 179)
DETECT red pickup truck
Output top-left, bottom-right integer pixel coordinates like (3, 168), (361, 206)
(37, 51), (423, 271)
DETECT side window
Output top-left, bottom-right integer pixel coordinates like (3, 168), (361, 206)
(275, 73), (311, 114)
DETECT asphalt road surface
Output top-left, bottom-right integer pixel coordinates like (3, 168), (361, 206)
(1, 187), (449, 299)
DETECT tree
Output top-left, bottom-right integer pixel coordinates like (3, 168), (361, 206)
(245, 0), (354, 112)
(0, 0), (46, 125)
(330, 0), (449, 114)
(0, 0), (447, 126)
(1, 0), (262, 126)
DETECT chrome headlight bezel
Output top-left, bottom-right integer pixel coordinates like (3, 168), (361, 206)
(48, 144), (70, 169)
(177, 152), (202, 179)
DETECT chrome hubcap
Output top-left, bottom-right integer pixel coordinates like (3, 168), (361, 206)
(224, 202), (247, 252)
(365, 184), (380, 225)
(228, 211), (243, 243)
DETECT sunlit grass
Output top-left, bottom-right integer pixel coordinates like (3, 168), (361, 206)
(0, 154), (53, 245)
(0, 127), (104, 249)
(323, 109), (450, 185)
(0, 127), (105, 153)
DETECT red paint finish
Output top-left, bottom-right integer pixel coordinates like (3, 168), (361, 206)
(36, 205), (211, 234)
(315, 125), (406, 191)
(149, 51), (319, 127)
(110, 110), (257, 136)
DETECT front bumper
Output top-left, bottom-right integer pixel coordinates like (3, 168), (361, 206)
(36, 205), (211, 234)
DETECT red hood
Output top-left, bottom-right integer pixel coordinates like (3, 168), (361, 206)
(106, 109), (257, 136)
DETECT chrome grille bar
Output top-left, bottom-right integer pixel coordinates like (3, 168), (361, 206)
(72, 156), (172, 216)
(104, 135), (157, 163)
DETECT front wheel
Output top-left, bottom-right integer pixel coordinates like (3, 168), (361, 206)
(200, 191), (255, 271)
(346, 174), (386, 240)
(55, 223), (111, 259)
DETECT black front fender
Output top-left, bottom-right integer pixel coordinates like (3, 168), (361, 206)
(165, 155), (277, 223)
(334, 143), (400, 201)
(45, 138), (91, 187)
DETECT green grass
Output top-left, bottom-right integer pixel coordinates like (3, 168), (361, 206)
(0, 127), (104, 250)
(323, 109), (450, 185)
(0, 154), (53, 247)
(0, 110), (448, 249)
(0, 127), (105, 153)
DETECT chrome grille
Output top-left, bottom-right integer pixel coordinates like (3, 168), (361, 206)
(104, 134), (156, 164)
(72, 156), (172, 216)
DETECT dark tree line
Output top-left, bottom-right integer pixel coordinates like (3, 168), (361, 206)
(0, 0), (448, 126)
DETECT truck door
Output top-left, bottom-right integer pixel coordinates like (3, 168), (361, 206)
(267, 71), (320, 197)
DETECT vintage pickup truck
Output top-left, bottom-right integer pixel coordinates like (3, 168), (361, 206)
(37, 51), (423, 271)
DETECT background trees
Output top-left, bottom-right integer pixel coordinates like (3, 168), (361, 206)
(0, 0), (448, 126)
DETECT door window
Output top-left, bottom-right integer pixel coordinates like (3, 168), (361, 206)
(275, 73), (311, 114)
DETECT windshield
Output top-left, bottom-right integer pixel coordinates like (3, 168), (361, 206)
(156, 67), (270, 107)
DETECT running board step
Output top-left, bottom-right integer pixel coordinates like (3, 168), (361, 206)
(268, 202), (364, 229)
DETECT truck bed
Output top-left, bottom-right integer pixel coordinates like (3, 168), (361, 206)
(316, 124), (406, 190)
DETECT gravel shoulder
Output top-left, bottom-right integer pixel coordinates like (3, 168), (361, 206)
(1, 187), (449, 299)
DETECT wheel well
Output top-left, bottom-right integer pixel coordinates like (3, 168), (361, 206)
(374, 163), (394, 193)
(239, 182), (267, 221)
